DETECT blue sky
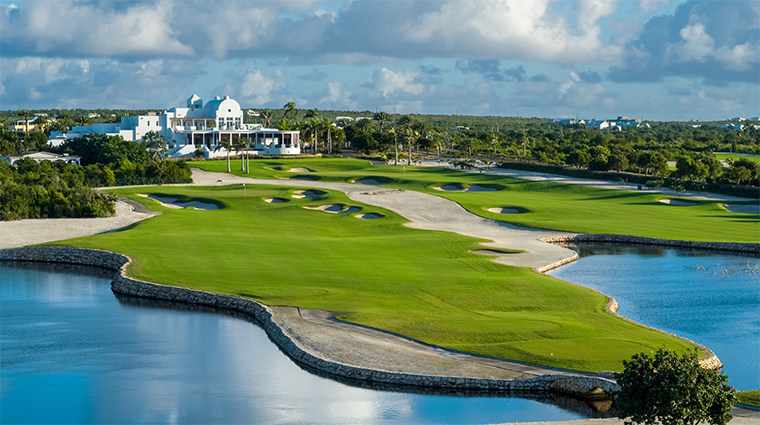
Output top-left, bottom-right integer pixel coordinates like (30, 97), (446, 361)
(0, 0), (758, 120)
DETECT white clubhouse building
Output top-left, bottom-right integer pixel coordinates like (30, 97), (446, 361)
(49, 94), (301, 158)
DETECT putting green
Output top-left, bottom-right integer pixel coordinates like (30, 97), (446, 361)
(191, 158), (758, 243)
(51, 184), (697, 373)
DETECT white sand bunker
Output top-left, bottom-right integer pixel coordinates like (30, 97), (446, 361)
(724, 204), (760, 214)
(354, 178), (385, 185)
(488, 207), (522, 214)
(265, 198), (289, 204)
(139, 194), (219, 210)
(659, 199), (696, 206)
(434, 184), (497, 192)
(304, 204), (362, 214)
(356, 213), (384, 219)
(292, 190), (321, 199)
(288, 167), (311, 173)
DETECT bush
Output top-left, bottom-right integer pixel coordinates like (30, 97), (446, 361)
(613, 348), (737, 425)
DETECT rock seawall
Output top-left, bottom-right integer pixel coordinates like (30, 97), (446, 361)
(0, 246), (618, 399)
(542, 234), (759, 255)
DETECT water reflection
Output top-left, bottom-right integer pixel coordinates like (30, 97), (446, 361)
(2, 262), (605, 425)
(549, 243), (760, 390)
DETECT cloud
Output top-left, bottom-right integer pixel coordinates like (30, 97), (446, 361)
(609, 1), (760, 84)
(297, 68), (328, 82)
(558, 72), (581, 99)
(239, 68), (286, 105)
(456, 60), (505, 81)
(372, 68), (424, 98)
(320, 81), (356, 109)
(504, 66), (528, 82)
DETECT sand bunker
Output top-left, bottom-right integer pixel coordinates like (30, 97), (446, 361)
(288, 167), (312, 173)
(354, 178), (385, 185)
(139, 194), (219, 210)
(265, 198), (289, 204)
(488, 207), (522, 214)
(659, 199), (696, 206)
(304, 204), (362, 214)
(724, 204), (760, 214)
(356, 213), (384, 219)
(434, 184), (497, 192)
(292, 190), (321, 199)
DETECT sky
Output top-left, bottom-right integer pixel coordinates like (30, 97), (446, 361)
(0, 0), (758, 121)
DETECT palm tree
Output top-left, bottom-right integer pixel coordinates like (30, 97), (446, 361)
(388, 127), (399, 165)
(142, 130), (168, 160)
(34, 114), (49, 134)
(56, 111), (73, 132)
(283, 102), (297, 122)
(77, 115), (90, 127)
(215, 137), (233, 172)
(521, 133), (529, 157)
(19, 110), (31, 134)
(404, 128), (419, 166)
(373, 111), (389, 133)
(276, 119), (290, 131)
(233, 138), (248, 171)
(304, 109), (321, 153)
(322, 117), (334, 154)
(261, 110), (273, 128)
(488, 132), (501, 157)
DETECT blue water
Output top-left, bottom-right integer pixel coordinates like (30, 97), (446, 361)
(0, 263), (594, 425)
(549, 244), (760, 390)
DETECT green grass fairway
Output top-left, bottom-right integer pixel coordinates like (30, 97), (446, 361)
(191, 158), (758, 243)
(52, 184), (695, 372)
(715, 154), (760, 164)
(737, 390), (760, 407)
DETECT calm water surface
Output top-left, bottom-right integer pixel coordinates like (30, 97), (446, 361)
(549, 244), (760, 390)
(1, 263), (594, 425)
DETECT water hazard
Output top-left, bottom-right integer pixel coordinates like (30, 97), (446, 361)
(548, 243), (760, 390)
(1, 262), (601, 425)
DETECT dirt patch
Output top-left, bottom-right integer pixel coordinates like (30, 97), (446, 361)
(288, 167), (312, 173)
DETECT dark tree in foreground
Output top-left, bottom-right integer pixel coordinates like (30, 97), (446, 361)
(613, 348), (737, 425)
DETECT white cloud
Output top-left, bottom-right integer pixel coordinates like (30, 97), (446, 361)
(637, 0), (671, 13)
(677, 23), (714, 62)
(372, 68), (423, 98)
(558, 72), (581, 99)
(714, 42), (759, 71)
(240, 68), (285, 105)
(402, 0), (620, 62)
(320, 81), (355, 108)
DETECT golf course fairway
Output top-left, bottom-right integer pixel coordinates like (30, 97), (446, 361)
(51, 183), (701, 373)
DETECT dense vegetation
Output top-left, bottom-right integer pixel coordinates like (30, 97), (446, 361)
(52, 184), (696, 372)
(0, 158), (116, 220)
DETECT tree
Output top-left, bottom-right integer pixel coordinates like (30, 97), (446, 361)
(373, 111), (389, 133)
(283, 101), (297, 122)
(142, 131), (168, 160)
(614, 348), (736, 425)
(276, 119), (290, 131)
(233, 138), (248, 171)
(261, 110), (273, 128)
(214, 137), (233, 172)
(19, 110), (31, 134)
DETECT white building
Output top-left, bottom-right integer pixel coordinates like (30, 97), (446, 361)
(2, 151), (81, 166)
(49, 94), (301, 158)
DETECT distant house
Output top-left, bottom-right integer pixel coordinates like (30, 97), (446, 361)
(354, 117), (371, 121)
(729, 117), (746, 121)
(334, 116), (354, 121)
(720, 124), (745, 131)
(452, 126), (470, 130)
(546, 118), (585, 125)
(246, 109), (260, 117)
(585, 120), (612, 130)
(10, 116), (46, 132)
(2, 151), (81, 166)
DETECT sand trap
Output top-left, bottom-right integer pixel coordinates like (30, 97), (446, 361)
(304, 204), (362, 214)
(488, 207), (522, 214)
(356, 213), (384, 219)
(139, 194), (219, 210)
(265, 198), (289, 204)
(354, 178), (385, 185)
(288, 167), (311, 173)
(724, 204), (760, 214)
(434, 184), (497, 192)
(292, 190), (321, 199)
(659, 199), (696, 206)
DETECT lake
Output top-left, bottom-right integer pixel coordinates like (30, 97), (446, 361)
(549, 243), (759, 390)
(1, 262), (601, 425)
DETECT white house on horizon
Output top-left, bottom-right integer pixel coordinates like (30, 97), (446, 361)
(49, 94), (301, 158)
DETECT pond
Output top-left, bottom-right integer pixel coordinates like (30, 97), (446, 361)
(548, 243), (759, 391)
(1, 262), (602, 425)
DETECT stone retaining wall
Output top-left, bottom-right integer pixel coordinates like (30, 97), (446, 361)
(541, 234), (760, 255)
(0, 246), (619, 400)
